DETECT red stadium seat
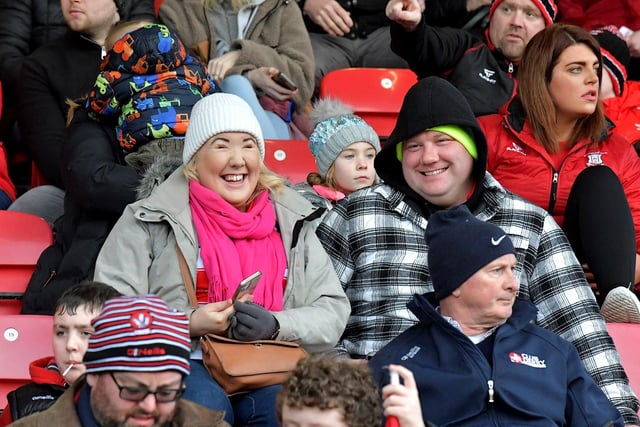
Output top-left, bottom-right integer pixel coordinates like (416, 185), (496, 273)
(0, 314), (53, 408)
(263, 139), (316, 185)
(606, 322), (640, 408)
(0, 211), (53, 314)
(318, 68), (417, 139)
(154, 0), (164, 15)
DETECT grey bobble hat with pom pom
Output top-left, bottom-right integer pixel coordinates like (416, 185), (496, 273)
(308, 98), (380, 178)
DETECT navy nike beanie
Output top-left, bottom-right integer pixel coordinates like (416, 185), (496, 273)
(426, 205), (515, 302)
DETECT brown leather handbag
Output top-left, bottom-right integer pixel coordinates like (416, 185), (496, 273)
(177, 246), (307, 395)
(199, 333), (307, 395)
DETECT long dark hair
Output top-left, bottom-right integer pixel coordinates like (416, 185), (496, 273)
(518, 24), (605, 153)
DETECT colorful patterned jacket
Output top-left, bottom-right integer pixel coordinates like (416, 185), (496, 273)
(85, 23), (217, 153)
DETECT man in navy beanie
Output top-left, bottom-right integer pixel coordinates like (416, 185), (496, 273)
(317, 76), (640, 423)
(369, 205), (624, 426)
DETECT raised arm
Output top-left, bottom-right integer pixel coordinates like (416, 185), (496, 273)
(386, 0), (424, 32)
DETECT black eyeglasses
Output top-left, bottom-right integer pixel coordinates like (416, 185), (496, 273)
(109, 372), (185, 403)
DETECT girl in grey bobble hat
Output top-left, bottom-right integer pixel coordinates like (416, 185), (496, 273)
(298, 98), (380, 212)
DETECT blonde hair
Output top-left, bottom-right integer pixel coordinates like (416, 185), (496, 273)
(306, 164), (337, 189)
(306, 161), (378, 193)
(183, 150), (285, 206)
(65, 98), (83, 127)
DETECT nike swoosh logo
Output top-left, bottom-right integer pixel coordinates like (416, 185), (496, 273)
(491, 235), (506, 246)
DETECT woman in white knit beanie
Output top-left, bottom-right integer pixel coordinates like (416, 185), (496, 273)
(94, 93), (350, 426)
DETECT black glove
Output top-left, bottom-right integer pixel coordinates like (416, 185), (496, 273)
(228, 301), (278, 341)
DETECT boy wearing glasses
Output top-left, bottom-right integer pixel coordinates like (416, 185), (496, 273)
(9, 295), (229, 427)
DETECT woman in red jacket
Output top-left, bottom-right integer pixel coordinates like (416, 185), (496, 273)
(479, 24), (640, 322)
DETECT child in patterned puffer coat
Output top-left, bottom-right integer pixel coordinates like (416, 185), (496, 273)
(85, 21), (219, 171)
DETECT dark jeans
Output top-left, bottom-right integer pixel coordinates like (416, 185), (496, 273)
(563, 166), (636, 303)
(0, 190), (11, 209)
(184, 359), (280, 426)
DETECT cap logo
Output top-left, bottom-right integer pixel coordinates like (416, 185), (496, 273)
(127, 347), (167, 357)
(130, 310), (152, 333)
(491, 235), (506, 246)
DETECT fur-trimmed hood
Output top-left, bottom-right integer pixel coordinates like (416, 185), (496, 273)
(136, 156), (183, 200)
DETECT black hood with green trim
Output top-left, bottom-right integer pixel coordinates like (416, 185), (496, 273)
(375, 76), (488, 203)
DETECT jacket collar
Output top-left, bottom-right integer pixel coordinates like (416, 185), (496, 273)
(483, 27), (519, 74)
(408, 293), (538, 336)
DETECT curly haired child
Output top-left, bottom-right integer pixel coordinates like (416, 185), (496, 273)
(276, 355), (382, 427)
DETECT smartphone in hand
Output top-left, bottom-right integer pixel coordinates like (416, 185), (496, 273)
(232, 271), (262, 301)
(272, 71), (298, 91)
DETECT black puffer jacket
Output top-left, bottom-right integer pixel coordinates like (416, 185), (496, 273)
(0, 0), (65, 106)
(7, 383), (66, 422)
(21, 109), (140, 315)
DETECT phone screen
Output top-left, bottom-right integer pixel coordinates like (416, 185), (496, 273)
(232, 271), (262, 301)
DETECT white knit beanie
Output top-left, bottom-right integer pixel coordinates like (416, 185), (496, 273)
(183, 93), (264, 164)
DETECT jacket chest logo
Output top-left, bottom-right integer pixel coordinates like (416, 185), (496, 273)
(506, 142), (526, 156)
(400, 345), (422, 360)
(509, 352), (546, 368)
(479, 68), (497, 84)
(586, 152), (606, 167)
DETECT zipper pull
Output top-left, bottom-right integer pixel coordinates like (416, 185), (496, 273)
(42, 270), (57, 287)
(508, 62), (514, 74)
(552, 172), (559, 183)
(488, 379), (494, 403)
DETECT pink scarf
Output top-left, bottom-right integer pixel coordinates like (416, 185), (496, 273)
(312, 184), (345, 202)
(188, 180), (286, 311)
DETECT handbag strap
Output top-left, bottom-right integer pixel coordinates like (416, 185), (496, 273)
(177, 244), (198, 310)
